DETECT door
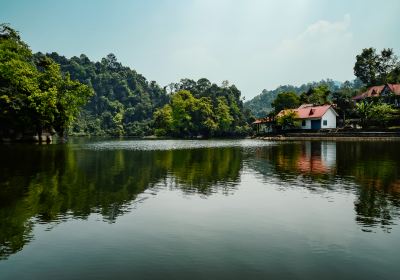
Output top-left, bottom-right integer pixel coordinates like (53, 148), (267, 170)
(311, 119), (321, 130)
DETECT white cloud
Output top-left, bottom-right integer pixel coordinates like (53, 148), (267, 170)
(261, 14), (355, 89)
(281, 14), (352, 50)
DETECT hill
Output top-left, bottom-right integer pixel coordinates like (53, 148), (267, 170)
(43, 52), (169, 136)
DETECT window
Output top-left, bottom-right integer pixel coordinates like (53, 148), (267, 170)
(302, 120), (306, 126)
(323, 120), (327, 126)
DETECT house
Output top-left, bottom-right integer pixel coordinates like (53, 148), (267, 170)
(278, 104), (338, 130)
(352, 83), (400, 107)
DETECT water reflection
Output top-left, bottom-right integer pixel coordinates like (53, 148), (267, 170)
(1, 140), (400, 260)
(336, 142), (400, 232)
(250, 141), (400, 231)
(0, 144), (242, 259)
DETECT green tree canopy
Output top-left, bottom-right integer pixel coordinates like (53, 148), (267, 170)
(46, 51), (169, 136)
(354, 48), (400, 86)
(299, 84), (331, 105)
(0, 24), (92, 140)
(276, 111), (300, 129)
(272, 91), (300, 113)
(356, 101), (396, 128)
(153, 79), (251, 137)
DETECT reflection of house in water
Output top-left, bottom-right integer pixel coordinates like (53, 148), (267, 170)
(297, 142), (336, 174)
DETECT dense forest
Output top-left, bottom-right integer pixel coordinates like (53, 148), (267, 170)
(48, 53), (251, 137)
(47, 52), (252, 137)
(0, 24), (251, 138)
(45, 52), (169, 136)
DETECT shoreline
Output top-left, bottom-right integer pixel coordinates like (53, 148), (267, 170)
(254, 131), (400, 141)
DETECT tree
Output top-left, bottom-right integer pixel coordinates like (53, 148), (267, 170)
(332, 81), (355, 124)
(0, 24), (92, 141)
(354, 48), (399, 86)
(170, 90), (197, 136)
(153, 105), (173, 136)
(379, 48), (399, 83)
(276, 111), (300, 130)
(272, 92), (300, 113)
(194, 97), (217, 136)
(47, 51), (169, 136)
(152, 78), (249, 137)
(356, 101), (395, 128)
(300, 85), (330, 105)
(216, 96), (233, 133)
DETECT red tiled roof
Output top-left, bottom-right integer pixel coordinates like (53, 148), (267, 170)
(277, 104), (336, 119)
(297, 104), (333, 119)
(387, 84), (400, 94)
(352, 84), (400, 100)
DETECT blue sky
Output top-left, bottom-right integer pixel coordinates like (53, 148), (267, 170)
(1, 0), (399, 98)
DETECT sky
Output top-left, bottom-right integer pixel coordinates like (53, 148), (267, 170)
(1, 0), (399, 99)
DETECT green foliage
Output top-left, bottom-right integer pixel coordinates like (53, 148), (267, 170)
(153, 105), (173, 136)
(46, 52), (169, 136)
(0, 24), (92, 139)
(153, 79), (250, 137)
(276, 111), (300, 129)
(0, 143), (243, 259)
(272, 91), (300, 113)
(331, 81), (357, 122)
(215, 96), (234, 132)
(356, 101), (396, 128)
(354, 48), (400, 86)
(299, 84), (331, 105)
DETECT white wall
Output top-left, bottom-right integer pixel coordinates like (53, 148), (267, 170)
(300, 119), (311, 129)
(299, 108), (337, 129)
(321, 142), (336, 168)
(321, 108), (337, 129)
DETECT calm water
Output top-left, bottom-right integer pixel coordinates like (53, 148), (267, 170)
(1, 139), (400, 279)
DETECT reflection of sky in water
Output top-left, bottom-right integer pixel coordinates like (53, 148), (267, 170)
(83, 139), (275, 151)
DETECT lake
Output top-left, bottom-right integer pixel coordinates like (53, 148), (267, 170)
(1, 139), (400, 279)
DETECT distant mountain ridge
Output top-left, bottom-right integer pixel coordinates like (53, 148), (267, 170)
(244, 79), (342, 118)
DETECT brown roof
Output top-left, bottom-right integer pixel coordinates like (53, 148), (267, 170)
(387, 84), (400, 94)
(353, 84), (400, 100)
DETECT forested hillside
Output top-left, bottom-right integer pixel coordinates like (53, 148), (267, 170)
(245, 79), (348, 117)
(44, 53), (251, 137)
(44, 52), (169, 136)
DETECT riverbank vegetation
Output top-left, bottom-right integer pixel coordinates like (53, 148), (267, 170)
(0, 24), (92, 141)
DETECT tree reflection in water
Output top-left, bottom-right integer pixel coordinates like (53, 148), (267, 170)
(1, 140), (400, 260)
(0, 144), (242, 259)
(251, 141), (400, 232)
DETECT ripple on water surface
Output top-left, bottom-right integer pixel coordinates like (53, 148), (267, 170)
(83, 139), (275, 151)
